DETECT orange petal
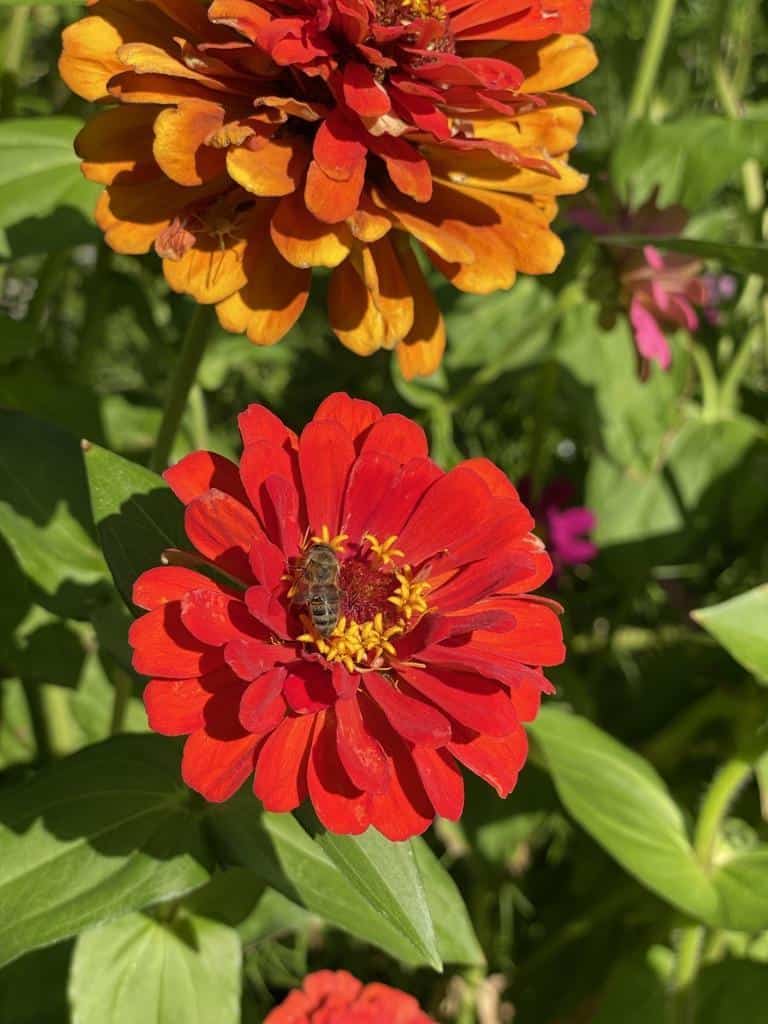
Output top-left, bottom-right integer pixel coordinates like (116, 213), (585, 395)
(227, 136), (309, 197)
(470, 104), (584, 158)
(427, 149), (588, 196)
(328, 239), (415, 355)
(347, 191), (393, 243)
(153, 100), (227, 186)
(164, 236), (248, 304)
(76, 104), (159, 184)
(116, 42), (246, 95)
(392, 237), (446, 381)
(216, 203), (311, 345)
(305, 158), (365, 224)
(96, 178), (220, 254)
(59, 16), (126, 102)
(503, 35), (599, 93)
(270, 190), (353, 268)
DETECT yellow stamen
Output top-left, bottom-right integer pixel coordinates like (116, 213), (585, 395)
(364, 533), (405, 567)
(311, 525), (348, 551)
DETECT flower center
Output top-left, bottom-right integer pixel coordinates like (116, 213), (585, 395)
(293, 530), (431, 673)
(375, 0), (447, 26)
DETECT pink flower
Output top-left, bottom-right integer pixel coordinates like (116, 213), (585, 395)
(518, 479), (597, 573)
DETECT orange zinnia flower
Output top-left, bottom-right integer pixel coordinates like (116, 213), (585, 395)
(61, 1), (596, 377)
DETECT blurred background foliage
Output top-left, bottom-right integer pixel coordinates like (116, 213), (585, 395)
(1, 0), (768, 1022)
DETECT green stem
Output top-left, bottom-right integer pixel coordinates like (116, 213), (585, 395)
(627, 0), (679, 122)
(21, 680), (52, 765)
(1, 5), (30, 117)
(693, 757), (752, 866)
(670, 925), (705, 1024)
(456, 967), (484, 1024)
(188, 383), (210, 451)
(150, 305), (216, 473)
(109, 666), (133, 736)
(690, 343), (720, 419)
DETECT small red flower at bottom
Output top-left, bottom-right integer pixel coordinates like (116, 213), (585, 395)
(264, 971), (435, 1024)
(129, 394), (564, 839)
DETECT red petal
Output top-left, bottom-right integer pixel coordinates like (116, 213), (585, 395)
(253, 713), (314, 812)
(143, 677), (208, 735)
(225, 634), (286, 680)
(359, 413), (428, 464)
(259, 473), (304, 557)
(448, 723), (528, 797)
(307, 710), (372, 835)
(129, 603), (222, 678)
(299, 419), (356, 536)
(461, 457), (520, 499)
(164, 450), (248, 506)
(363, 671), (451, 747)
(185, 488), (262, 582)
(244, 585), (295, 639)
(313, 392), (382, 444)
(238, 403), (297, 450)
(240, 440), (296, 527)
(411, 746), (464, 820)
(429, 551), (536, 612)
(397, 466), (492, 566)
(313, 110), (367, 181)
(182, 728), (260, 802)
(367, 745), (433, 841)
(397, 665), (520, 737)
(132, 566), (231, 611)
(362, 457), (442, 541)
(248, 536), (286, 590)
(342, 62), (391, 117)
(180, 589), (260, 647)
(239, 667), (287, 733)
(283, 661), (336, 714)
(335, 695), (390, 795)
(341, 450), (401, 544)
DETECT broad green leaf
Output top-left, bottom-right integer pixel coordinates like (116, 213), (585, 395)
(0, 118), (98, 231)
(604, 235), (768, 276)
(0, 735), (211, 968)
(207, 798), (440, 968)
(0, 411), (107, 602)
(529, 707), (720, 923)
(69, 911), (241, 1024)
(611, 116), (768, 209)
(593, 948), (669, 1024)
(83, 443), (186, 609)
(299, 811), (441, 971)
(697, 958), (768, 1023)
(692, 587), (768, 685)
(711, 847), (768, 933)
(0, 314), (38, 365)
(412, 836), (485, 966)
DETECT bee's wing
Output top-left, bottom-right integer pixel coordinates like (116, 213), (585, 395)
(290, 572), (310, 605)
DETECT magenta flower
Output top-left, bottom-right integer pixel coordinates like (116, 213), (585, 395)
(519, 479), (597, 574)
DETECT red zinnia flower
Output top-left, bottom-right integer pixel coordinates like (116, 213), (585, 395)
(129, 394), (564, 839)
(60, 0), (596, 377)
(264, 970), (435, 1023)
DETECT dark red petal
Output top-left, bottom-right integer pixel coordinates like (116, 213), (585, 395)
(253, 713), (314, 812)
(239, 441), (296, 527)
(360, 414), (428, 464)
(225, 634), (288, 681)
(362, 457), (442, 541)
(397, 466), (492, 566)
(312, 392), (382, 445)
(244, 585), (295, 639)
(143, 677), (209, 735)
(330, 662), (359, 699)
(248, 536), (286, 590)
(363, 672), (451, 747)
(132, 566), (230, 611)
(283, 661), (336, 714)
(397, 665), (519, 737)
(185, 488), (262, 582)
(335, 695), (390, 795)
(367, 743), (434, 841)
(341, 450), (401, 544)
(411, 746), (464, 820)
(260, 473), (303, 557)
(129, 603), (222, 678)
(239, 667), (288, 733)
(448, 723), (528, 797)
(299, 419), (355, 536)
(239, 403), (297, 450)
(180, 589), (260, 647)
(307, 710), (372, 835)
(182, 729), (260, 802)
(164, 450), (248, 506)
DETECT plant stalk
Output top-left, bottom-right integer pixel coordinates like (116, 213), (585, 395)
(627, 0), (679, 122)
(150, 305), (217, 472)
(1, 5), (30, 117)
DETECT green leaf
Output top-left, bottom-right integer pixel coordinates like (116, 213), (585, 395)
(69, 911), (241, 1024)
(83, 443), (186, 609)
(529, 707), (720, 923)
(207, 798), (441, 968)
(611, 117), (768, 209)
(0, 734), (211, 968)
(711, 847), (768, 933)
(299, 811), (442, 971)
(603, 235), (768, 276)
(697, 959), (768, 1023)
(0, 411), (107, 602)
(412, 837), (485, 967)
(0, 118), (98, 232)
(692, 587), (768, 685)
(0, 942), (72, 1024)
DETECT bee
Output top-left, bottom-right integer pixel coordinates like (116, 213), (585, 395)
(293, 542), (341, 637)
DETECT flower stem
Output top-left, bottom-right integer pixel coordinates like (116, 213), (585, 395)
(1, 5), (30, 117)
(670, 757), (753, 1021)
(627, 0), (678, 122)
(150, 305), (217, 473)
(21, 679), (52, 765)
